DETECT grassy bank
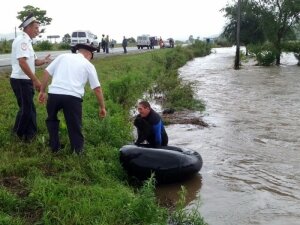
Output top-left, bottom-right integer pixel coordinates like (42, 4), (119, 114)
(0, 42), (210, 225)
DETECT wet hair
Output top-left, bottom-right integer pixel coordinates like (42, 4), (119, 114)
(138, 100), (151, 109)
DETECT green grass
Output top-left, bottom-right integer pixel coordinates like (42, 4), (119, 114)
(0, 43), (210, 225)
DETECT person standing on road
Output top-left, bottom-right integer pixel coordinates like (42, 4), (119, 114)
(105, 35), (109, 53)
(38, 43), (106, 154)
(122, 36), (128, 54)
(101, 34), (106, 52)
(10, 13), (51, 142)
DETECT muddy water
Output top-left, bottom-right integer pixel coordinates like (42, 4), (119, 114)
(161, 47), (300, 225)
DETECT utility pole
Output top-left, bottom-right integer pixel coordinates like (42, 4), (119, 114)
(234, 0), (241, 70)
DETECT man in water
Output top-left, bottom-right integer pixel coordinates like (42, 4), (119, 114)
(134, 100), (168, 147)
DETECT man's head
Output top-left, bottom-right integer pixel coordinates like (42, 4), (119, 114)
(19, 13), (40, 39)
(75, 44), (97, 60)
(137, 100), (151, 118)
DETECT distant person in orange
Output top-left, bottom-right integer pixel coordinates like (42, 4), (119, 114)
(159, 37), (164, 48)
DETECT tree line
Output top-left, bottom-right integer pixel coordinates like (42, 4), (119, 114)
(221, 0), (300, 65)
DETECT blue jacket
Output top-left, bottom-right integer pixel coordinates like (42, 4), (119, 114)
(134, 109), (168, 147)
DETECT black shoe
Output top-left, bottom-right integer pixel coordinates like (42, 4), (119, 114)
(73, 149), (84, 156)
(51, 144), (65, 153)
(24, 133), (37, 143)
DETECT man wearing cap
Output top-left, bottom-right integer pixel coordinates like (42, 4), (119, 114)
(10, 13), (51, 142)
(38, 43), (106, 154)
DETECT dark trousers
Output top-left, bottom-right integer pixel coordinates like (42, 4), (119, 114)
(46, 94), (83, 153)
(10, 78), (37, 140)
(123, 46), (127, 53)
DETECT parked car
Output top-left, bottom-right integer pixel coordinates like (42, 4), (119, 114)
(163, 40), (171, 48)
(70, 30), (100, 53)
(161, 38), (174, 48)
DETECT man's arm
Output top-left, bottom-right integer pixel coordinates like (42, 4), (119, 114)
(18, 57), (41, 91)
(93, 87), (106, 118)
(35, 54), (52, 66)
(153, 121), (163, 146)
(38, 69), (51, 104)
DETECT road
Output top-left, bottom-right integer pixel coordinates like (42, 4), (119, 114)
(0, 46), (155, 71)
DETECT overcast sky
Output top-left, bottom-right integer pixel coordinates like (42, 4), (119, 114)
(1, 0), (232, 43)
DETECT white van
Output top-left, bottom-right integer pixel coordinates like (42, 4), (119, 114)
(70, 30), (100, 53)
(136, 35), (151, 49)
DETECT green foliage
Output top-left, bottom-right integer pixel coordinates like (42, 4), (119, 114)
(169, 187), (208, 225)
(0, 39), (12, 54)
(189, 40), (212, 57)
(57, 42), (71, 50)
(165, 47), (191, 70)
(248, 43), (277, 66)
(128, 176), (167, 224)
(256, 50), (276, 66)
(166, 83), (205, 111)
(282, 41), (300, 53)
(0, 188), (19, 212)
(221, 0), (266, 46)
(17, 5), (52, 27)
(0, 212), (23, 225)
(106, 72), (151, 108)
(222, 0), (300, 64)
(62, 34), (71, 44)
(34, 40), (53, 51)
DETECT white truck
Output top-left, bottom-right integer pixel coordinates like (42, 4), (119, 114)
(136, 35), (151, 49)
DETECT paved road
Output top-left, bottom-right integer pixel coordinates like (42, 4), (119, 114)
(0, 46), (155, 71)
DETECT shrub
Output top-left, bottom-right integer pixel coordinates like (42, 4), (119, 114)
(0, 39), (12, 54)
(281, 41), (300, 53)
(248, 43), (277, 66)
(57, 42), (71, 50)
(34, 40), (53, 51)
(256, 50), (276, 66)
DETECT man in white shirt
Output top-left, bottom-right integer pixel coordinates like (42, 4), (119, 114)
(10, 13), (51, 142)
(38, 44), (106, 154)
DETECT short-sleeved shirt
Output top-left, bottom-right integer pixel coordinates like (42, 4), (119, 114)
(46, 53), (100, 98)
(10, 32), (36, 79)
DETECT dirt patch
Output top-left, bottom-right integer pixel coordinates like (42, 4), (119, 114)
(0, 176), (44, 224)
(0, 176), (29, 198)
(161, 110), (209, 127)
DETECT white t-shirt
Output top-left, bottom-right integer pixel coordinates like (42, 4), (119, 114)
(46, 53), (101, 98)
(10, 32), (36, 79)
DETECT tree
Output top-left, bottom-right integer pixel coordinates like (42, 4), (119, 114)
(127, 37), (136, 43)
(188, 35), (194, 44)
(222, 0), (266, 55)
(62, 33), (71, 44)
(222, 0), (300, 64)
(17, 5), (52, 33)
(254, 0), (300, 65)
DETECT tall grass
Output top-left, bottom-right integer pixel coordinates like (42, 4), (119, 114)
(0, 43), (210, 224)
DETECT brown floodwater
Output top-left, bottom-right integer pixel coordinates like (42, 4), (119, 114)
(158, 47), (300, 225)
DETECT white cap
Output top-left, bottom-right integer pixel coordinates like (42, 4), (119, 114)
(19, 13), (39, 28)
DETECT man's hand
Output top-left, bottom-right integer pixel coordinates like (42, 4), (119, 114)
(38, 92), (47, 104)
(99, 107), (106, 118)
(44, 54), (52, 64)
(33, 78), (41, 92)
